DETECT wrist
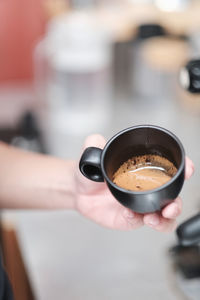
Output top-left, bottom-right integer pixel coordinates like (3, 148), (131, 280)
(52, 160), (77, 210)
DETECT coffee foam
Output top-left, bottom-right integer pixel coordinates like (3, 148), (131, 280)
(113, 154), (177, 192)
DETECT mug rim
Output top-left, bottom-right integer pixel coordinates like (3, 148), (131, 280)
(101, 124), (185, 195)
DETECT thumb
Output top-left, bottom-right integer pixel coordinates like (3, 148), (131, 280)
(82, 134), (106, 150)
(77, 134), (107, 193)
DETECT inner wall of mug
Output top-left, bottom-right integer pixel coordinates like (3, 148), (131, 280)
(103, 126), (184, 182)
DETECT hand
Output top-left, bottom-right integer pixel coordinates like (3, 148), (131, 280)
(75, 134), (194, 232)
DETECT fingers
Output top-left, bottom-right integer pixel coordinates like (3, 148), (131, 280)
(185, 156), (194, 180)
(143, 213), (177, 233)
(161, 197), (182, 219)
(115, 207), (144, 230)
(83, 134), (106, 150)
(143, 197), (182, 232)
(90, 201), (144, 231)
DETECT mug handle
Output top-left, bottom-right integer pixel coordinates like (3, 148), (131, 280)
(79, 147), (104, 182)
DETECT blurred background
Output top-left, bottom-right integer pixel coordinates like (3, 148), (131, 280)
(1, 0), (200, 299)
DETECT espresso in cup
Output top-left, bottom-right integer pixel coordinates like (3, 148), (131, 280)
(79, 125), (185, 213)
(113, 154), (177, 191)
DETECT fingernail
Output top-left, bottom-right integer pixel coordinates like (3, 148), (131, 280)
(123, 209), (135, 219)
(146, 215), (160, 226)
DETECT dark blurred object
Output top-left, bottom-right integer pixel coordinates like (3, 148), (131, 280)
(177, 213), (200, 246)
(0, 111), (46, 154)
(20, 112), (41, 140)
(169, 214), (200, 280)
(180, 59), (200, 93)
(170, 245), (200, 279)
(136, 23), (166, 40)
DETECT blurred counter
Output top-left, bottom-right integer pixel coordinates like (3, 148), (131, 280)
(3, 210), (180, 300)
(2, 88), (200, 299)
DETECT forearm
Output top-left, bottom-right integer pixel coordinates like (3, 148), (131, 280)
(0, 142), (77, 209)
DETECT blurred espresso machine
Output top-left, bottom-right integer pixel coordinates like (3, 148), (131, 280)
(177, 59), (200, 249)
(166, 59), (200, 300)
(170, 59), (200, 288)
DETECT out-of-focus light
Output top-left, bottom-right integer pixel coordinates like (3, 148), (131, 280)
(154, 0), (189, 11)
(179, 67), (190, 90)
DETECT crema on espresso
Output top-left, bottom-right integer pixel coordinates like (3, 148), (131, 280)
(113, 154), (177, 191)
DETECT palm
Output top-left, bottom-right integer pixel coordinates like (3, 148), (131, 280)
(76, 176), (144, 230)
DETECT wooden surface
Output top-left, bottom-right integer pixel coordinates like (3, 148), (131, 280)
(0, 220), (35, 300)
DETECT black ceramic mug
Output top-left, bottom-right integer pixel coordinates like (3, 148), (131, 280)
(79, 125), (185, 213)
